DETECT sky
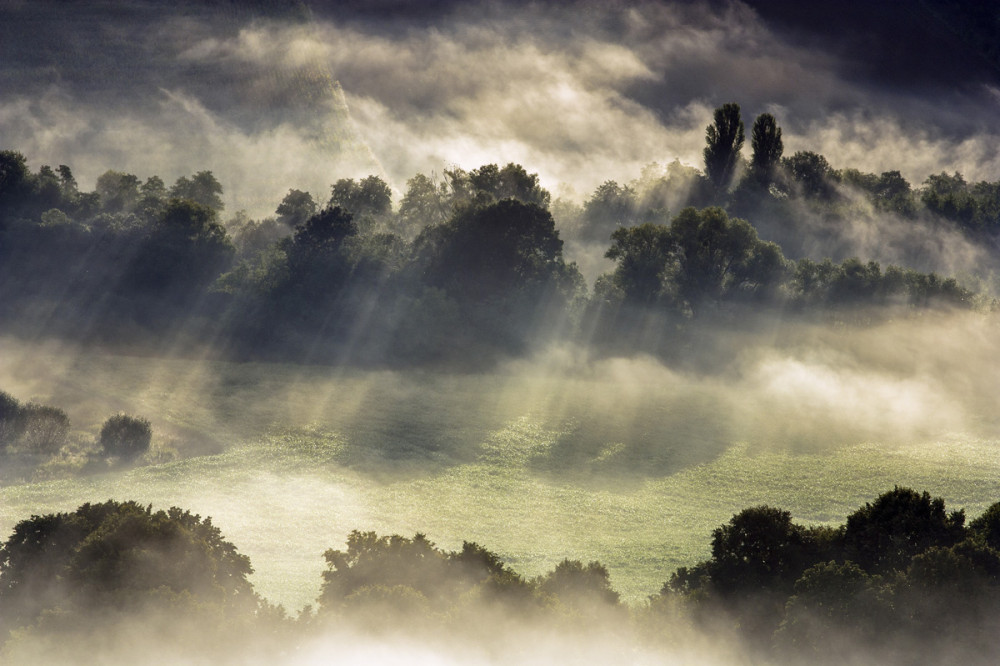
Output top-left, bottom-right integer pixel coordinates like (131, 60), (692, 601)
(1, 0), (998, 217)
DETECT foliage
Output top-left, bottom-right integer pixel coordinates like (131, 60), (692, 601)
(537, 559), (620, 610)
(703, 102), (744, 193)
(0, 391), (25, 451)
(169, 171), (224, 212)
(99, 413), (152, 460)
(665, 486), (1000, 662)
(329, 175), (392, 227)
(318, 530), (537, 619)
(783, 151), (834, 199)
(18, 404), (70, 455)
(748, 112), (783, 188)
(843, 486), (966, 573)
(602, 207), (787, 313)
(0, 500), (258, 640)
(275, 188), (317, 228)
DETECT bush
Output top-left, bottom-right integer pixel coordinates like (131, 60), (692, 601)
(18, 403), (69, 454)
(99, 413), (152, 460)
(0, 391), (25, 450)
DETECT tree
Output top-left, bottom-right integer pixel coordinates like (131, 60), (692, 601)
(0, 391), (25, 451)
(329, 176), (392, 219)
(844, 487), (966, 573)
(416, 199), (572, 307)
(275, 189), (317, 228)
(776, 561), (889, 657)
(95, 170), (141, 214)
(99, 413), (152, 460)
(537, 559), (620, 610)
(783, 151), (833, 199)
(0, 501), (257, 638)
(292, 206), (357, 255)
(0, 150), (31, 211)
(969, 502), (1000, 550)
(136, 175), (167, 221)
(603, 223), (674, 305)
(170, 171), (225, 212)
(703, 103), (744, 193)
(668, 206), (784, 310)
(319, 531), (449, 611)
(17, 403), (69, 455)
(708, 505), (807, 597)
(581, 181), (639, 241)
(397, 172), (449, 237)
(446, 163), (551, 210)
(126, 198), (234, 297)
(748, 113), (783, 187)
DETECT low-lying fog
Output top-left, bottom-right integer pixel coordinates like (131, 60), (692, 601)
(3, 310), (999, 614)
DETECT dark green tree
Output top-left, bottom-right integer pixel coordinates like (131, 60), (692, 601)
(170, 171), (225, 212)
(0, 150), (31, 213)
(969, 502), (1000, 550)
(95, 170), (141, 214)
(581, 181), (639, 241)
(603, 223), (674, 305)
(397, 172), (449, 237)
(537, 559), (620, 609)
(99, 413), (152, 461)
(329, 175), (392, 219)
(708, 505), (807, 597)
(668, 206), (785, 310)
(126, 198), (234, 297)
(0, 391), (25, 451)
(17, 403), (69, 455)
(748, 112), (783, 188)
(0, 501), (257, 639)
(844, 486), (966, 573)
(783, 151), (834, 199)
(275, 188), (317, 228)
(703, 103), (745, 193)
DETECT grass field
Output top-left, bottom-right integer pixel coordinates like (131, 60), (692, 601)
(2, 336), (999, 611)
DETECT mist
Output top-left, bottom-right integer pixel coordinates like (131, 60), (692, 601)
(4, 1), (1000, 664)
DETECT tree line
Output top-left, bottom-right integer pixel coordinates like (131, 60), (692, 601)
(3, 489), (1000, 664)
(0, 105), (988, 365)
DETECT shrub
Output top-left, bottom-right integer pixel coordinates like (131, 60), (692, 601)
(99, 413), (152, 460)
(19, 403), (70, 454)
(0, 391), (25, 450)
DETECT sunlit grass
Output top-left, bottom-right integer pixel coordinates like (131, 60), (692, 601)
(2, 340), (1000, 612)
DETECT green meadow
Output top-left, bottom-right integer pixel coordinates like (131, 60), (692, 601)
(2, 339), (999, 611)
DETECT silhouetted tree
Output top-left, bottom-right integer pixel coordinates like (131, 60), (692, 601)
(748, 112), (783, 188)
(783, 151), (834, 199)
(604, 223), (674, 305)
(0, 501), (257, 639)
(18, 404), (69, 455)
(0, 391), (25, 451)
(95, 170), (141, 214)
(537, 559), (620, 609)
(170, 171), (225, 212)
(703, 103), (744, 193)
(275, 188), (317, 228)
(844, 487), (966, 573)
(581, 181), (639, 241)
(99, 413), (152, 461)
(329, 176), (392, 219)
(397, 172), (449, 237)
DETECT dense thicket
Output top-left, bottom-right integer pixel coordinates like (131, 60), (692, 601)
(1, 105), (990, 365)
